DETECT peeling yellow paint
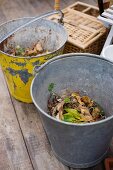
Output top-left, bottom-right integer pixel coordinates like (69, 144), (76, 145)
(0, 49), (63, 103)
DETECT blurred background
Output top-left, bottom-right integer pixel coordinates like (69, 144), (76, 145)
(0, 0), (111, 24)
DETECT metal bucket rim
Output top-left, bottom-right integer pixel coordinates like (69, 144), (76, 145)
(0, 17), (68, 59)
(31, 53), (113, 126)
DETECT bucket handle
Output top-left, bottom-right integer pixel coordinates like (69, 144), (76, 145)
(0, 10), (64, 44)
(41, 10), (64, 25)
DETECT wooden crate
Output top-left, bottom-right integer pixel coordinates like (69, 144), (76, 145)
(49, 1), (108, 54)
(65, 1), (100, 17)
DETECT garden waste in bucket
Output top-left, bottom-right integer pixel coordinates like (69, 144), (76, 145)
(31, 53), (113, 168)
(0, 17), (67, 103)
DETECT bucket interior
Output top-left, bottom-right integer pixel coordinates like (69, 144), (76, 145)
(0, 19), (67, 56)
(32, 54), (113, 118)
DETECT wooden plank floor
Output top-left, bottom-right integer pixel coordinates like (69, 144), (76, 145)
(0, 0), (113, 170)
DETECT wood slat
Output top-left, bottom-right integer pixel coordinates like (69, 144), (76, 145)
(0, 8), (7, 23)
(0, 0), (30, 20)
(0, 0), (53, 21)
(28, 0), (52, 13)
(0, 68), (33, 170)
(11, 100), (69, 170)
(0, 0), (97, 22)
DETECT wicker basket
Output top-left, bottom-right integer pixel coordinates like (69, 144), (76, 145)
(49, 1), (108, 54)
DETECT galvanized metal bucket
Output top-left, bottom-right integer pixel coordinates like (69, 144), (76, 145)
(0, 15), (67, 103)
(31, 53), (113, 168)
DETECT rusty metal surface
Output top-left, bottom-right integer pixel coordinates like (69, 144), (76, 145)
(0, 17), (67, 103)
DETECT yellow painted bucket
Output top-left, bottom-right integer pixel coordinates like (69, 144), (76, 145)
(0, 17), (67, 103)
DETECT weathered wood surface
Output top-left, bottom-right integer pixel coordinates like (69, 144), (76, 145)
(12, 100), (69, 170)
(0, 0), (97, 23)
(0, 67), (33, 170)
(0, 0), (112, 170)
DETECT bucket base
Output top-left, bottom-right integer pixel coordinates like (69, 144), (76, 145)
(11, 93), (32, 103)
(52, 148), (108, 168)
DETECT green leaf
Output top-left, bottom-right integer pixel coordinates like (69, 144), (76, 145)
(64, 108), (81, 120)
(63, 112), (84, 123)
(99, 111), (105, 116)
(64, 97), (71, 103)
(63, 113), (76, 122)
(16, 46), (25, 56)
(48, 83), (55, 93)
